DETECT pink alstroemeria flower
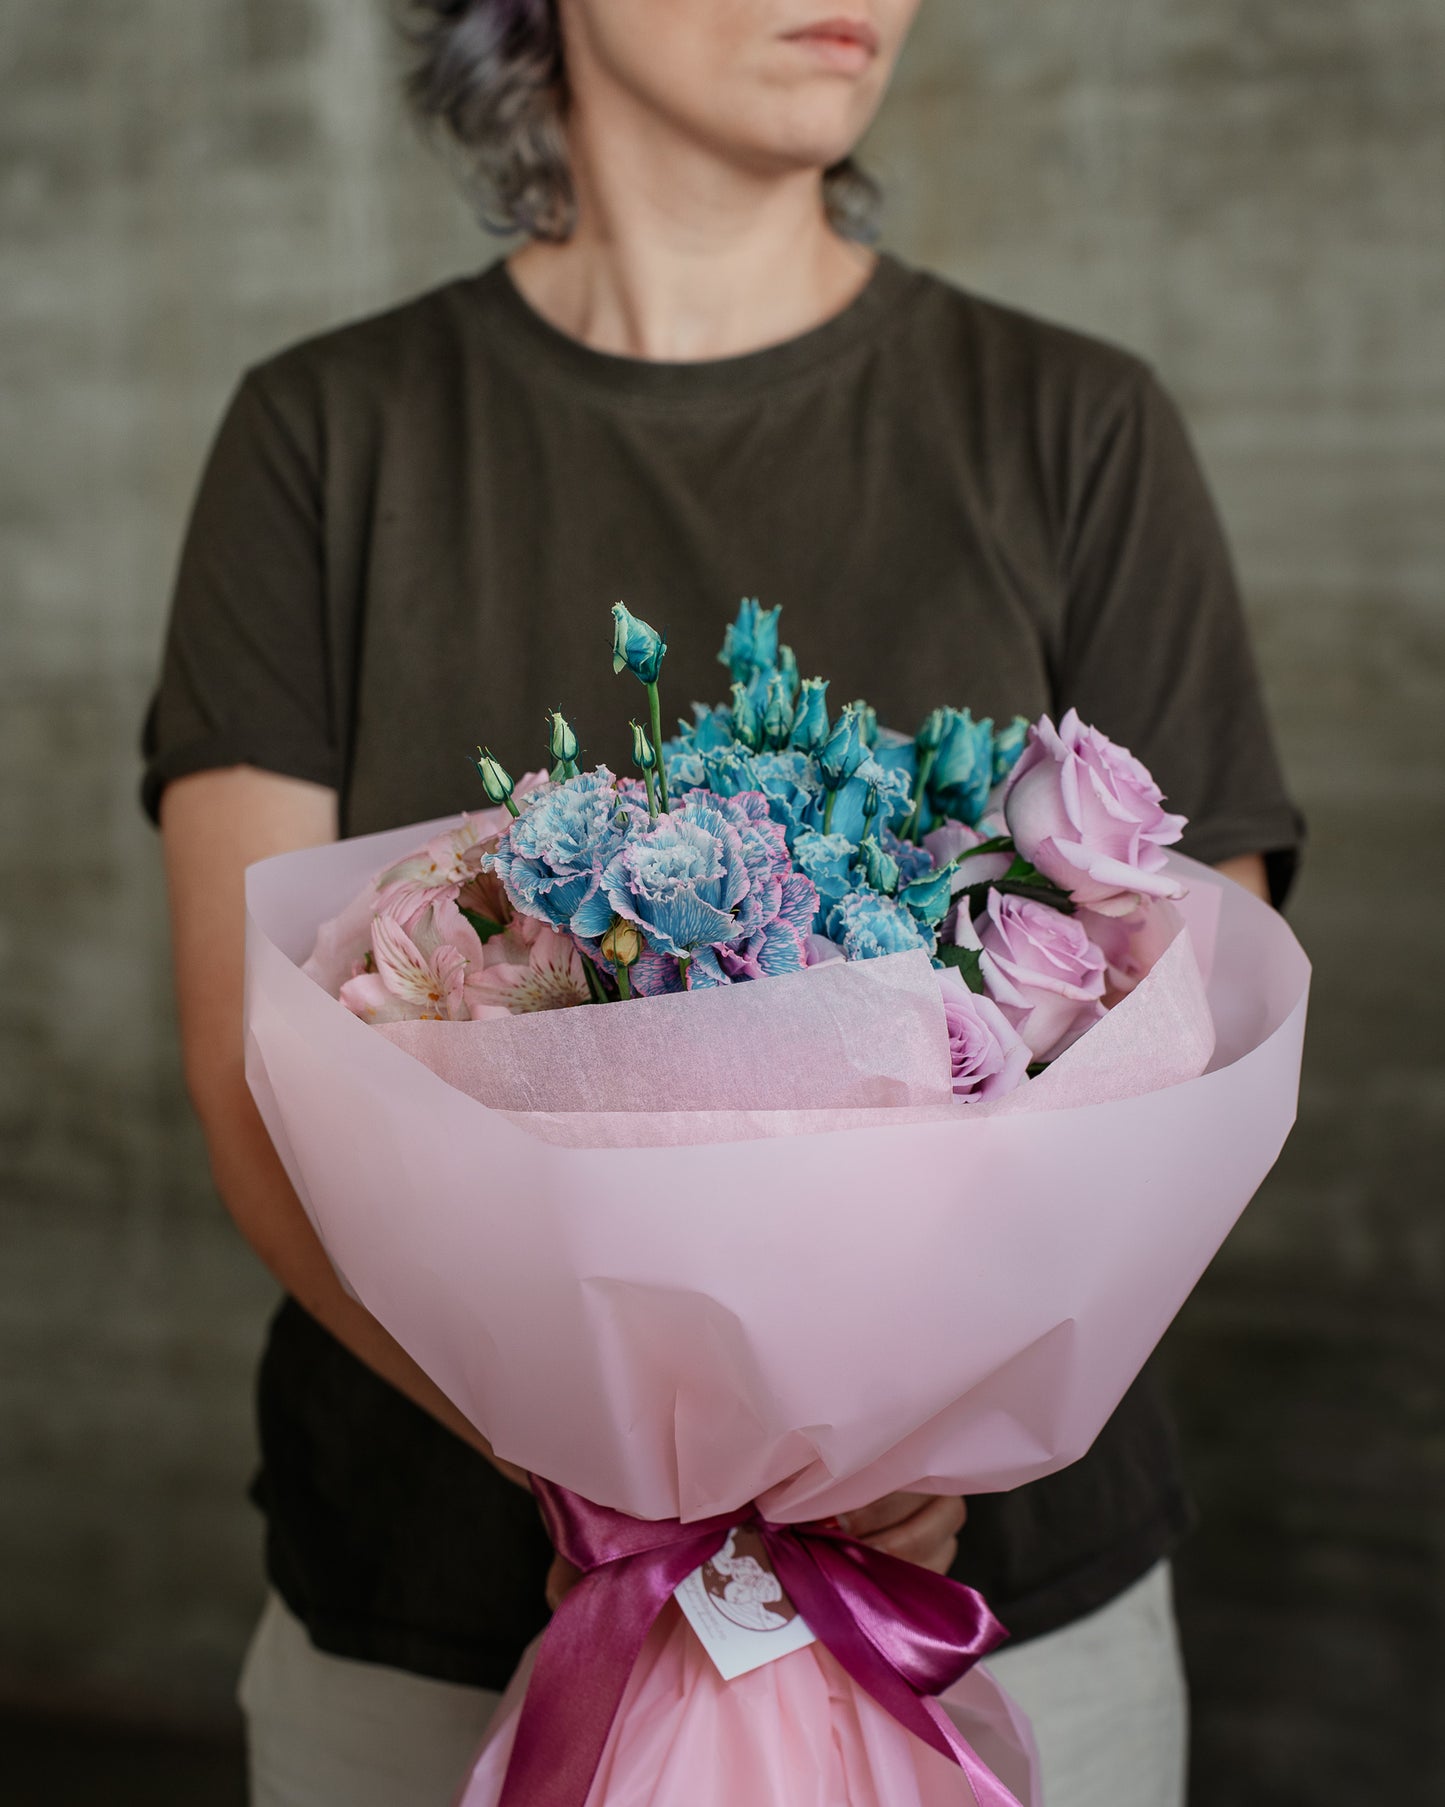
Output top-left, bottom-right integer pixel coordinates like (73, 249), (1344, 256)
(340, 901), (487, 1023)
(467, 923), (592, 1017)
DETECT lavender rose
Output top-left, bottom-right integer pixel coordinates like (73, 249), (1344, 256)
(965, 888), (1108, 1060)
(937, 971), (1031, 1102)
(1003, 710), (1186, 916)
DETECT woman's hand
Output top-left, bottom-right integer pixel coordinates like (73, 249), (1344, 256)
(831, 1492), (967, 1575)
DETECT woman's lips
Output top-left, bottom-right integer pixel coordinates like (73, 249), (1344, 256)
(781, 17), (881, 74)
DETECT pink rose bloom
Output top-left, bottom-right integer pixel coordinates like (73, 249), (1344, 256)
(937, 970), (1031, 1103)
(1003, 711), (1186, 916)
(340, 899), (489, 1023)
(923, 819), (1013, 894)
(1076, 904), (1153, 1005)
(967, 889), (1108, 1061)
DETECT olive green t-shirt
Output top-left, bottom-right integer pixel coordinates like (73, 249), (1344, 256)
(143, 253), (1301, 1684)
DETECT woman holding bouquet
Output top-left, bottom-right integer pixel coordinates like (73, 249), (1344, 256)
(145, 2), (1301, 1803)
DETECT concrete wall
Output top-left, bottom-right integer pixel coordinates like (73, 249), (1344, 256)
(2, 1), (1440, 1796)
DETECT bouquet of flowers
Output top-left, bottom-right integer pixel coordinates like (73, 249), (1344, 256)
(244, 600), (1309, 1807)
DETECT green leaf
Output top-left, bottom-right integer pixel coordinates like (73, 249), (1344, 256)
(935, 943), (987, 993)
(1026, 1061), (1050, 1079)
(461, 909), (508, 944)
(954, 877), (1076, 915)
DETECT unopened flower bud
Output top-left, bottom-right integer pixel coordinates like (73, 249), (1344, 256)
(630, 719), (656, 772)
(762, 673), (792, 749)
(790, 677), (830, 753)
(474, 748), (515, 807)
(917, 707), (948, 754)
(600, 917), (644, 970)
(547, 709), (579, 767)
(850, 700), (879, 748)
(730, 680), (762, 751)
(612, 602), (667, 686)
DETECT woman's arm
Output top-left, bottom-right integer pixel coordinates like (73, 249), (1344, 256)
(160, 763), (529, 1488)
(1214, 852), (1270, 902)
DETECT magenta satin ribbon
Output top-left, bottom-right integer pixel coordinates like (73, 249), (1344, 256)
(495, 1478), (1022, 1807)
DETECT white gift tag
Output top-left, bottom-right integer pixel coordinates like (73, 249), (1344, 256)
(673, 1525), (817, 1681)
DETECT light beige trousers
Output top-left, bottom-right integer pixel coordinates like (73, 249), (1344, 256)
(240, 1562), (1187, 1806)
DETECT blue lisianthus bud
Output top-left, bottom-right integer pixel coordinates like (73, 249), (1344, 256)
(859, 835), (901, 896)
(547, 710), (579, 768)
(630, 720), (657, 771)
(778, 643), (801, 703)
(730, 680), (762, 751)
(898, 863), (954, 927)
(611, 602), (667, 686)
(992, 715), (1030, 786)
(849, 700), (879, 748)
(719, 597), (781, 683)
(474, 747), (515, 808)
(917, 707), (948, 754)
(789, 677), (830, 752)
(762, 673), (792, 749)
(817, 705), (866, 791)
(931, 707), (994, 826)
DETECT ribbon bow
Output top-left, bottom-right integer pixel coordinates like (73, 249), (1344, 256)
(496, 1478), (1023, 1807)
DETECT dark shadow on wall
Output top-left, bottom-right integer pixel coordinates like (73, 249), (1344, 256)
(2, 1709), (246, 1807)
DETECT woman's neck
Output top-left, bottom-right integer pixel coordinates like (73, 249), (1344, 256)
(506, 103), (875, 363)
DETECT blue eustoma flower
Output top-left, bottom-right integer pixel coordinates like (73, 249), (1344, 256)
(825, 890), (936, 960)
(826, 757), (912, 843)
(898, 863), (954, 928)
(793, 830), (856, 905)
(817, 706), (867, 792)
(744, 749), (819, 846)
(716, 869), (819, 983)
(597, 789), (809, 975)
(485, 767), (640, 938)
(611, 602), (667, 686)
(930, 707), (995, 826)
(859, 835), (901, 896)
(777, 643), (801, 704)
(719, 597), (781, 684)
(789, 677), (830, 753)
(599, 805), (746, 960)
(992, 715), (1030, 787)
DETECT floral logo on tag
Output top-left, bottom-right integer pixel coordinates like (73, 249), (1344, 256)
(701, 1527), (798, 1632)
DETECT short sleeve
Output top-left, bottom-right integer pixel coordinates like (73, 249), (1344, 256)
(140, 368), (340, 823)
(1057, 366), (1305, 904)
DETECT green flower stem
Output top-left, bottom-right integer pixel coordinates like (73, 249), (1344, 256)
(647, 682), (669, 812)
(901, 747), (937, 844)
(642, 766), (658, 820)
(823, 790), (838, 835)
(503, 796), (521, 819)
(616, 965), (633, 1001)
(678, 956), (691, 986)
(581, 958), (608, 1006)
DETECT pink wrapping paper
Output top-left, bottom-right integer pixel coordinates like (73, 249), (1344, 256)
(467, 1612), (1040, 1807)
(243, 821), (1308, 1805)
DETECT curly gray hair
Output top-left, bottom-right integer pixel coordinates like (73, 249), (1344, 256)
(399, 0), (881, 242)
